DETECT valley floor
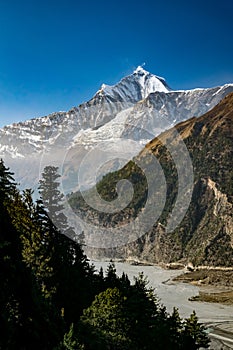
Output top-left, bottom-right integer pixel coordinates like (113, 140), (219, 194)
(173, 269), (233, 305)
(206, 322), (233, 349)
(173, 269), (233, 349)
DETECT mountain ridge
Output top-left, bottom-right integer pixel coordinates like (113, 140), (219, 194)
(0, 67), (233, 193)
(69, 92), (233, 266)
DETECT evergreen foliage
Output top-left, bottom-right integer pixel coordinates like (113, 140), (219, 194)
(0, 160), (210, 349)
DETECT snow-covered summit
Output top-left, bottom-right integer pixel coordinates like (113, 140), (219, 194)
(0, 67), (233, 191)
(133, 65), (147, 74)
(132, 65), (170, 96)
(133, 65), (166, 83)
(95, 66), (170, 102)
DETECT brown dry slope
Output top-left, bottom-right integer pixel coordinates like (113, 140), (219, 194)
(69, 93), (233, 266)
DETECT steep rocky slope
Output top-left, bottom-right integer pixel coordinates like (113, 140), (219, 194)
(69, 93), (233, 266)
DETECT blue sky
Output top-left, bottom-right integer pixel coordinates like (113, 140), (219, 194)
(0, 0), (233, 127)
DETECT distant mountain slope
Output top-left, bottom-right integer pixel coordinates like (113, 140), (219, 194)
(0, 67), (233, 191)
(69, 92), (233, 267)
(0, 66), (170, 159)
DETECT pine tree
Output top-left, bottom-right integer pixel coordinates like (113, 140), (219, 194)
(105, 262), (118, 287)
(57, 323), (84, 350)
(0, 160), (61, 349)
(182, 311), (210, 349)
(38, 166), (96, 324)
(7, 189), (56, 298)
(80, 287), (131, 350)
(0, 158), (17, 202)
(166, 307), (183, 349)
(0, 161), (25, 347)
(38, 165), (72, 237)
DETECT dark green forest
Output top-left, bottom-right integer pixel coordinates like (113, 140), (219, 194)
(0, 159), (210, 349)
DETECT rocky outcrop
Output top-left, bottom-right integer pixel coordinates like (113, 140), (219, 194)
(71, 93), (233, 267)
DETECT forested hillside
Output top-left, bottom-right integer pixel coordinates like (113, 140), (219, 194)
(0, 160), (209, 349)
(70, 92), (233, 266)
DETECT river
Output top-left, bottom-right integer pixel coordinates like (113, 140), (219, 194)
(91, 260), (233, 324)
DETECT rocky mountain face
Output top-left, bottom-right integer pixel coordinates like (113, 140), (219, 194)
(69, 93), (233, 267)
(0, 66), (233, 192)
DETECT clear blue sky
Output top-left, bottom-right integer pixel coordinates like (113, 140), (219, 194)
(0, 0), (233, 127)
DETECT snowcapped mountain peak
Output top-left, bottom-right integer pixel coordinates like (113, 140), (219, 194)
(1, 66), (233, 194)
(131, 66), (171, 97)
(95, 67), (170, 102)
(133, 65), (148, 75)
